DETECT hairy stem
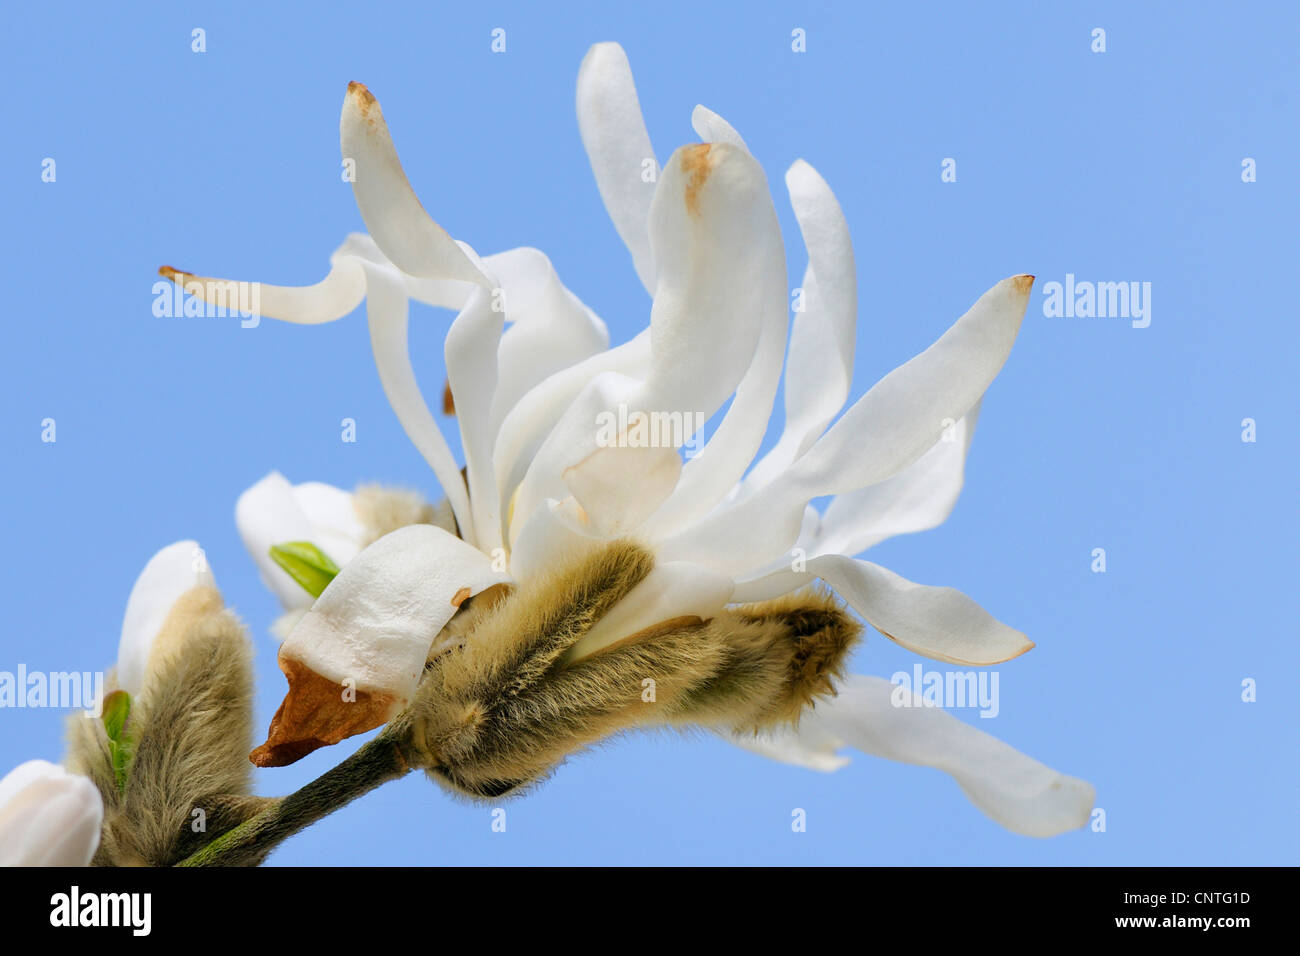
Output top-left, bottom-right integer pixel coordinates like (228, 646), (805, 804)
(176, 724), (416, 867)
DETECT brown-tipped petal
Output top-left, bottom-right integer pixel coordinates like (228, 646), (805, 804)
(250, 657), (399, 768)
(158, 258), (365, 325)
(340, 82), (489, 287)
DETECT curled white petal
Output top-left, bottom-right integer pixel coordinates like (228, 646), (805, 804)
(340, 82), (489, 287)
(158, 255), (366, 326)
(362, 260), (474, 540)
(445, 286), (505, 552)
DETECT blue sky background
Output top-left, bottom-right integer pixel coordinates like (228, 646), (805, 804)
(2, 1), (1296, 865)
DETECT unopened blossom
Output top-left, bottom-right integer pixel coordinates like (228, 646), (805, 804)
(0, 761), (102, 866)
(64, 541), (259, 865)
(115, 539), (218, 695)
(168, 42), (1094, 836)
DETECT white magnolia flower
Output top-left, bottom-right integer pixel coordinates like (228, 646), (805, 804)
(0, 761), (103, 866)
(171, 43), (1094, 835)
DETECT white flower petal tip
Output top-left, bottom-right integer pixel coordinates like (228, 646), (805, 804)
(251, 525), (511, 767)
(819, 676), (1095, 838)
(690, 105), (749, 150)
(117, 539), (216, 697)
(158, 259), (365, 326)
(576, 42), (658, 293)
(340, 82), (488, 287)
(0, 761), (103, 867)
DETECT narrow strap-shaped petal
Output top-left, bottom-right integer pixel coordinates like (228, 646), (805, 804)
(815, 401), (980, 557)
(813, 675), (1095, 837)
(340, 82), (490, 288)
(158, 254), (366, 325)
(509, 143), (778, 542)
(740, 159), (858, 491)
(445, 286), (504, 552)
(577, 42), (659, 293)
(732, 554), (1033, 666)
(659, 276), (1033, 576)
(648, 140), (788, 536)
(362, 260), (473, 539)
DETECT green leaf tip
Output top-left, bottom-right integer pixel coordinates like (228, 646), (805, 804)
(102, 690), (134, 793)
(269, 541), (341, 599)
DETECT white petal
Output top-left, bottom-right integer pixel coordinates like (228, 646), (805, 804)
(158, 255), (366, 326)
(284, 525), (509, 702)
(291, 481), (366, 567)
(721, 723), (851, 772)
(729, 504), (822, 600)
(740, 160), (857, 490)
(340, 82), (489, 287)
(737, 555), (1033, 666)
(643, 143), (776, 416)
(508, 371), (642, 548)
(117, 540), (216, 695)
(690, 104), (749, 150)
(815, 675), (1095, 837)
(647, 149), (789, 536)
(564, 562), (735, 663)
(561, 444), (682, 538)
(576, 42), (659, 293)
(511, 143), (781, 545)
(362, 260), (474, 540)
(235, 472), (320, 610)
(0, 761), (102, 866)
(816, 402), (980, 557)
(658, 276), (1033, 576)
(492, 334), (652, 540)
(445, 286), (505, 552)
(507, 497), (605, 585)
(488, 247), (609, 430)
